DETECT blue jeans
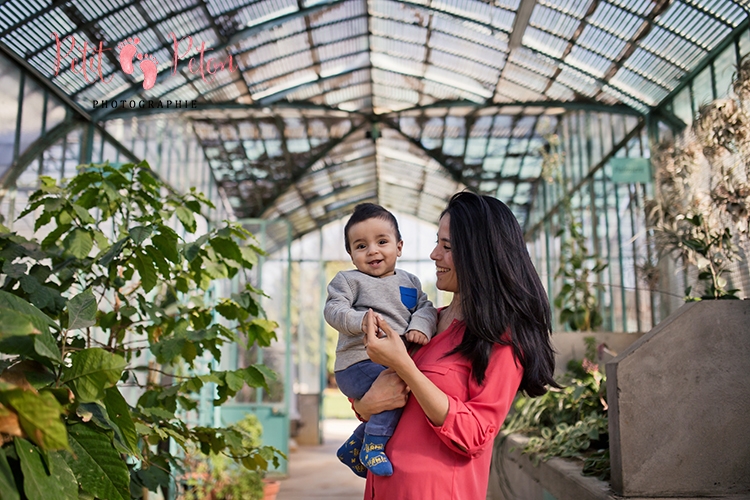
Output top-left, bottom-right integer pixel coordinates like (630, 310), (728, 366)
(335, 360), (402, 437)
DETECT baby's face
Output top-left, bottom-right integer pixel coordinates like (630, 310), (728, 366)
(347, 218), (403, 278)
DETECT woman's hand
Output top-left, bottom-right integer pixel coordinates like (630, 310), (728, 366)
(353, 368), (410, 421)
(364, 310), (450, 426)
(364, 309), (411, 371)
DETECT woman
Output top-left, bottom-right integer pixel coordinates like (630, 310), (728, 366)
(355, 191), (557, 499)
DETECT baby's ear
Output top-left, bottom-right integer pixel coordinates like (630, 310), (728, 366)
(397, 239), (404, 255)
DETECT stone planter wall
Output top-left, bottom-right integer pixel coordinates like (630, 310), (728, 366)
(606, 300), (750, 497)
(489, 306), (750, 499)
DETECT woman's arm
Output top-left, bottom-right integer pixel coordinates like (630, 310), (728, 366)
(365, 310), (450, 426)
(367, 311), (523, 458)
(352, 368), (410, 420)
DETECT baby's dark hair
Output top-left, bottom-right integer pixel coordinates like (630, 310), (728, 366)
(344, 203), (402, 254)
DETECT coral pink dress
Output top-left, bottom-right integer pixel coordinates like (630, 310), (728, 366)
(363, 319), (523, 500)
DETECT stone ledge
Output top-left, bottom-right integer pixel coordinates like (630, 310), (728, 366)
(491, 434), (750, 500)
(499, 433), (615, 500)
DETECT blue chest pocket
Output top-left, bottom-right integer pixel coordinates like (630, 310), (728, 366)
(400, 287), (418, 310)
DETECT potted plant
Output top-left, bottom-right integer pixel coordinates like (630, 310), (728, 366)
(182, 414), (281, 500)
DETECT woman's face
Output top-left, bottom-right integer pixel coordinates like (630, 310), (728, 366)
(430, 214), (458, 293)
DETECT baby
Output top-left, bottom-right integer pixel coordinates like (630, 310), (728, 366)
(324, 203), (437, 477)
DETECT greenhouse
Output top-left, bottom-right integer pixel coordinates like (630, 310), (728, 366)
(0, 0), (748, 499)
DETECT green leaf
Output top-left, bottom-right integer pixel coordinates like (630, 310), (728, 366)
(144, 245), (170, 276)
(2, 259), (27, 279)
(251, 363), (277, 384)
(239, 246), (258, 267)
(0, 308), (40, 337)
(0, 291), (56, 334)
(175, 207), (196, 233)
(132, 251), (157, 293)
(63, 229), (93, 259)
(0, 447), (20, 500)
(225, 370), (245, 392)
(98, 237), (128, 268)
(151, 231), (179, 264)
(41, 224), (70, 249)
(240, 366), (269, 391)
(129, 226), (152, 246)
(15, 439), (77, 500)
(102, 387), (140, 457)
(247, 319), (278, 347)
(75, 401), (135, 457)
(33, 331), (62, 362)
(2, 391), (68, 450)
(67, 289), (97, 331)
(150, 336), (185, 364)
(210, 237), (243, 262)
(70, 204), (94, 224)
(65, 424), (130, 500)
(61, 349), (126, 403)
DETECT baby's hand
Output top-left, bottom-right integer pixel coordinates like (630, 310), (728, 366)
(405, 330), (429, 345)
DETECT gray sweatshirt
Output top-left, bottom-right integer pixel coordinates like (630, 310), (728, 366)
(325, 269), (437, 371)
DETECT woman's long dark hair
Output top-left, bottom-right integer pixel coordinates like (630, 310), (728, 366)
(443, 191), (557, 396)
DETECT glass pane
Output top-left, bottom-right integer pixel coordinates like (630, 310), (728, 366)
(673, 86), (693, 127)
(46, 94), (67, 132)
(692, 66), (713, 109)
(714, 44), (737, 98)
(18, 77), (45, 155)
(739, 28), (750, 58)
(0, 54), (21, 178)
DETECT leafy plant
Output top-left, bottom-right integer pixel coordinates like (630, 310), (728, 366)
(504, 338), (610, 480)
(183, 415), (268, 500)
(0, 161), (284, 499)
(647, 55), (750, 300)
(541, 136), (608, 330)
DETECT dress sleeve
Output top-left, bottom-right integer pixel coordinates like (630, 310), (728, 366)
(406, 276), (437, 338)
(428, 344), (523, 458)
(323, 272), (366, 336)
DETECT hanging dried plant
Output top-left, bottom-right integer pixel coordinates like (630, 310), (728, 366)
(647, 57), (750, 300)
(694, 98), (749, 162)
(732, 54), (750, 105)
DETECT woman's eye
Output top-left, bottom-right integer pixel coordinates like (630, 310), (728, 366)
(444, 246), (451, 251)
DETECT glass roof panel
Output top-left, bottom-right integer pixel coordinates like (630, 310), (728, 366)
(1, 0), (747, 233)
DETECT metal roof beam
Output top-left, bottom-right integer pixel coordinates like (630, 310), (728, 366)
(0, 117), (80, 196)
(508, 0), (537, 52)
(653, 16), (750, 114)
(258, 66), (371, 105)
(104, 101), (357, 119)
(225, 0), (350, 46)
(518, 43), (651, 111)
(379, 117), (463, 184)
(179, 32), (368, 101)
(92, 0), (351, 121)
(256, 119), (369, 215)
(387, 99), (643, 116)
